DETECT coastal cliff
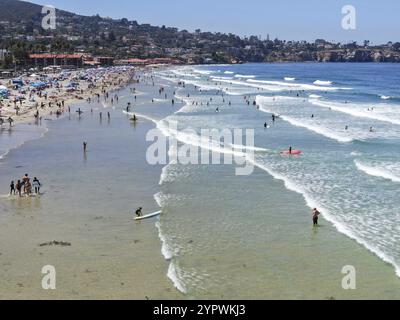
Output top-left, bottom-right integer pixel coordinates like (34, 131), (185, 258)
(265, 49), (400, 63)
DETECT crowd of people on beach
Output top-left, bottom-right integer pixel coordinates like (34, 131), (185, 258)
(9, 174), (41, 197)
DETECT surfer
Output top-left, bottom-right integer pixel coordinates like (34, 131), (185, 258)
(135, 207), (143, 217)
(130, 115), (138, 122)
(312, 208), (321, 226)
(264, 122), (268, 129)
(289, 147), (293, 154)
(272, 114), (276, 123)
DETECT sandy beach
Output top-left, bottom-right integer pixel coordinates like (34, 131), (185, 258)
(1, 67), (136, 127)
(0, 67), (183, 299)
(1, 63), (400, 300)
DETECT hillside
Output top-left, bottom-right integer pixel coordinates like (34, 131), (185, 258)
(0, 0), (400, 68)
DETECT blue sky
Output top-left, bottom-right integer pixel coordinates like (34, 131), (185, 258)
(27, 0), (400, 44)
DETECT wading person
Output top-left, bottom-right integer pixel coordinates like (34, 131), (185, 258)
(16, 180), (22, 197)
(312, 208), (321, 227)
(32, 177), (41, 195)
(10, 181), (15, 195)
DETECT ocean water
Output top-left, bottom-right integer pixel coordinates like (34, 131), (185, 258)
(2, 64), (400, 299)
(153, 63), (400, 299)
(0, 79), (182, 299)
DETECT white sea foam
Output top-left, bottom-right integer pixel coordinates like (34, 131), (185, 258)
(355, 160), (400, 183)
(256, 95), (358, 143)
(284, 77), (296, 81)
(167, 262), (187, 294)
(234, 74), (256, 79)
(314, 80), (333, 86)
(249, 157), (400, 279)
(310, 99), (400, 125)
(248, 79), (346, 91)
(155, 220), (175, 260)
(193, 69), (214, 75)
(230, 143), (270, 152)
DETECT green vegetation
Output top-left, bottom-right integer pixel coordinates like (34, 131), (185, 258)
(1, 0), (400, 69)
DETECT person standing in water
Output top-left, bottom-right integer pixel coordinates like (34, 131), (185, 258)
(22, 174), (30, 193)
(83, 142), (88, 153)
(32, 177), (41, 194)
(312, 208), (321, 226)
(10, 181), (15, 195)
(16, 180), (22, 197)
(289, 147), (293, 154)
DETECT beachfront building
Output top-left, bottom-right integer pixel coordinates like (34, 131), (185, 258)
(29, 54), (85, 69)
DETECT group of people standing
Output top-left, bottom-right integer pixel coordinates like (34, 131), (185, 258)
(10, 174), (41, 197)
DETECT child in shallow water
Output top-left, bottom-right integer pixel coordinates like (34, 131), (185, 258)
(10, 181), (15, 195)
(16, 180), (22, 197)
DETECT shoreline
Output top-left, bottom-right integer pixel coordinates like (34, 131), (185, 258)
(0, 68), (184, 299)
(1, 63), (400, 299)
(0, 66), (138, 128)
